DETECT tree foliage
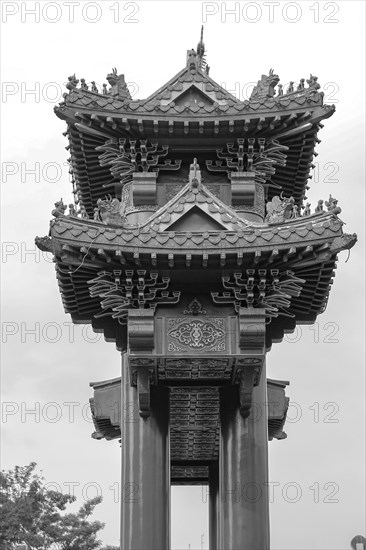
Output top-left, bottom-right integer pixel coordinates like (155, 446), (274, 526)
(0, 463), (111, 550)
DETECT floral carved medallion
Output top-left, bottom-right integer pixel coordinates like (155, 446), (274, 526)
(167, 317), (226, 352)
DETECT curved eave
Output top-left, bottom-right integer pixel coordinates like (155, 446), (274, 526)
(55, 101), (333, 141)
(36, 212), (356, 350)
(55, 102), (334, 214)
(56, 88), (331, 121)
(46, 210), (353, 258)
(53, 255), (339, 350)
(66, 125), (115, 215)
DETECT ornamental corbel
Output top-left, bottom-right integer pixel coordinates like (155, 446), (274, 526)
(230, 171), (256, 206)
(127, 309), (155, 353)
(239, 307), (266, 352)
(238, 307), (266, 418)
(127, 309), (155, 418)
(132, 172), (157, 206)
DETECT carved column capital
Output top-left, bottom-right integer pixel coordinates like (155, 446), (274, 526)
(127, 309), (155, 353)
(238, 307), (266, 418)
(231, 171), (256, 206)
(132, 172), (157, 206)
(127, 310), (155, 418)
(239, 307), (266, 353)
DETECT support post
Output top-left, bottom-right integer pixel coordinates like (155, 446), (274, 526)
(219, 361), (269, 550)
(209, 462), (220, 550)
(120, 353), (170, 550)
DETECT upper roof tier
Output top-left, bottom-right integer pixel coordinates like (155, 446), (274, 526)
(55, 42), (336, 214)
(56, 54), (334, 134)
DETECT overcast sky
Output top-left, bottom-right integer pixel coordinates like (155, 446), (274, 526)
(1, 1), (365, 549)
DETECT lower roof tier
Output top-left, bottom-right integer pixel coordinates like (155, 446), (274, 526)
(36, 207), (356, 351)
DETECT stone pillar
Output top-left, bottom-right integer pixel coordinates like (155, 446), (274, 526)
(209, 462), (220, 550)
(120, 354), (170, 550)
(219, 361), (269, 550)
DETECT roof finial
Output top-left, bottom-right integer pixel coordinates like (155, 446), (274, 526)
(197, 25), (209, 73)
(197, 26), (204, 55)
(186, 26), (210, 74)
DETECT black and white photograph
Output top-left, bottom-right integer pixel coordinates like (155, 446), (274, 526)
(1, 1), (365, 549)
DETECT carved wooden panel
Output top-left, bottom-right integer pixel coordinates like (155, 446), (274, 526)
(171, 465), (209, 485)
(170, 387), (220, 461)
(166, 317), (226, 353)
(158, 358), (232, 380)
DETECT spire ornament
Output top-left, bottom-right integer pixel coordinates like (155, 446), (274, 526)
(197, 25), (208, 71)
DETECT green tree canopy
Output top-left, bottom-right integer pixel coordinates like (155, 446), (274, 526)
(0, 463), (113, 550)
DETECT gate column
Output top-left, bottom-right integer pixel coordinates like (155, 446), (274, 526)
(219, 361), (269, 550)
(120, 354), (170, 550)
(209, 462), (220, 550)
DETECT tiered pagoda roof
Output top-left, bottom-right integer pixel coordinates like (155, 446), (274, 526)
(36, 34), (356, 483)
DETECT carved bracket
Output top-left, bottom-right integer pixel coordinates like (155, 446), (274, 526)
(206, 138), (288, 188)
(88, 269), (180, 323)
(230, 172), (257, 206)
(96, 139), (182, 189)
(132, 172), (157, 205)
(127, 312), (155, 418)
(128, 309), (155, 353)
(238, 307), (266, 418)
(239, 307), (266, 352)
(212, 270), (305, 323)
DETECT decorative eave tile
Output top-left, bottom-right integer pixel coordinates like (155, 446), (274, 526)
(95, 97), (110, 108)
(87, 228), (100, 239)
(54, 223), (69, 235)
(261, 232), (275, 242)
(208, 235), (221, 245)
(104, 231), (117, 241)
(191, 234), (205, 245)
(278, 229), (292, 240)
(174, 105), (186, 114)
(70, 227), (84, 237)
(121, 233), (134, 242)
(244, 234), (257, 243)
(128, 102), (141, 111)
(226, 234), (239, 244)
(295, 227), (309, 238)
(138, 232), (153, 243)
(156, 234), (170, 244)
(173, 235), (188, 246)
(312, 225), (326, 235)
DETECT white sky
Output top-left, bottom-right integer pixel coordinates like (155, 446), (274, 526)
(1, 1), (365, 549)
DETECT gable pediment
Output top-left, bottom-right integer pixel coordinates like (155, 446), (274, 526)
(143, 65), (239, 112)
(172, 85), (215, 108)
(165, 205), (227, 231)
(141, 182), (251, 233)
